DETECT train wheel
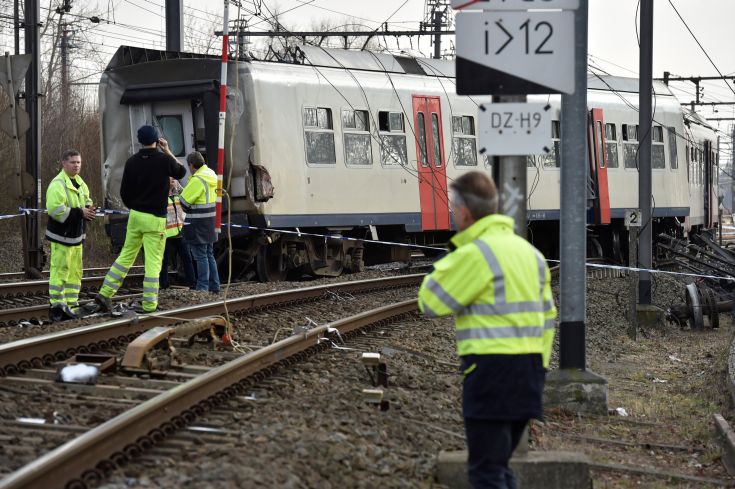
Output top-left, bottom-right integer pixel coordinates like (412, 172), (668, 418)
(256, 245), (287, 282)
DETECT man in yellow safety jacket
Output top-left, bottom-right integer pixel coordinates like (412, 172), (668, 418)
(94, 125), (186, 313)
(180, 151), (220, 293)
(418, 171), (556, 489)
(45, 149), (96, 321)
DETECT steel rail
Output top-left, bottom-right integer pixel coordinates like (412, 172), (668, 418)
(0, 274), (423, 374)
(0, 266), (145, 282)
(0, 294), (143, 325)
(0, 274), (145, 298)
(0, 299), (419, 489)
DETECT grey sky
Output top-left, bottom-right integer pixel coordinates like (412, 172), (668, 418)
(5, 1), (734, 124)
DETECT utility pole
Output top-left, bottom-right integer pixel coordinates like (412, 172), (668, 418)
(61, 25), (69, 120)
(165, 0), (184, 51)
(13, 0), (20, 55)
(558, 0), (589, 371)
(24, 0), (43, 277)
(638, 0), (654, 306)
(423, 0), (450, 59)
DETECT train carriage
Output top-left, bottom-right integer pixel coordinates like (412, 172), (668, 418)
(99, 45), (719, 280)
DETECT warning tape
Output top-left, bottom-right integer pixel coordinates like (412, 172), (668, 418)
(7, 207), (735, 281)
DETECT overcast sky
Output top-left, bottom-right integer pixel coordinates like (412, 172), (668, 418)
(3, 0), (734, 126)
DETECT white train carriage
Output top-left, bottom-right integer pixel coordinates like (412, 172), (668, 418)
(99, 46), (718, 280)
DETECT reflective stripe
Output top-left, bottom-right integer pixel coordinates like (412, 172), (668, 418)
(543, 300), (554, 313)
(64, 293), (79, 299)
(65, 284), (81, 291)
(57, 208), (71, 223)
(458, 301), (545, 317)
(193, 175), (210, 203)
(45, 230), (84, 245)
(188, 203), (215, 210)
(49, 285), (64, 292)
(422, 301), (439, 318)
(425, 277), (462, 312)
(186, 212), (216, 219)
(108, 271), (124, 282)
(473, 239), (505, 303)
(144, 276), (159, 282)
(456, 326), (543, 341)
(544, 319), (556, 331)
(103, 278), (120, 291)
(535, 250), (546, 298)
(112, 262), (129, 274)
(143, 287), (158, 293)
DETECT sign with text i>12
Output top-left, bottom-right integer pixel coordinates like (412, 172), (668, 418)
(478, 103), (552, 156)
(452, 0), (579, 11)
(455, 10), (575, 94)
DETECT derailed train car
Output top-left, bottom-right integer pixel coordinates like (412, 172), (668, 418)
(99, 45), (719, 280)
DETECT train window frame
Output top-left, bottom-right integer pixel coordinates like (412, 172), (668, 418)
(378, 110), (408, 168)
(452, 115), (478, 167)
(604, 123), (619, 169)
(341, 108), (373, 167)
(622, 123), (639, 169)
(667, 127), (679, 170)
(651, 125), (666, 170)
(303, 106), (336, 166)
(155, 115), (186, 157)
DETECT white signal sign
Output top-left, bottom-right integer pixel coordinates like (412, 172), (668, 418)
(456, 10), (574, 94)
(478, 102), (552, 156)
(452, 0), (579, 11)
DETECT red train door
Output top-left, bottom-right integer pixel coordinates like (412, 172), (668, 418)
(588, 108), (611, 224)
(412, 95), (450, 231)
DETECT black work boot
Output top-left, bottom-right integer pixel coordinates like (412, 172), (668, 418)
(49, 304), (64, 322)
(93, 294), (113, 313)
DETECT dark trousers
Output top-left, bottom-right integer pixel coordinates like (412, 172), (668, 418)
(160, 237), (195, 288)
(464, 418), (528, 489)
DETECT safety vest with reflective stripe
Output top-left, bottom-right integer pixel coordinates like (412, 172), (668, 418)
(165, 195), (186, 238)
(418, 214), (557, 368)
(180, 164), (217, 244)
(45, 169), (92, 246)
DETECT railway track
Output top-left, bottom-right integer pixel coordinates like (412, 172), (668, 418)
(0, 274), (144, 303)
(0, 266), (145, 283)
(0, 275), (423, 488)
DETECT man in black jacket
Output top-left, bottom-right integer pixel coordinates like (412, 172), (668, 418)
(95, 125), (186, 313)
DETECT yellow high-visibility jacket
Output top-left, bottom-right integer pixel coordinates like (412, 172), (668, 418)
(45, 170), (92, 246)
(180, 165), (217, 244)
(418, 214), (556, 368)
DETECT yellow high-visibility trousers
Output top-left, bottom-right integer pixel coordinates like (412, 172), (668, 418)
(99, 209), (166, 312)
(49, 242), (83, 307)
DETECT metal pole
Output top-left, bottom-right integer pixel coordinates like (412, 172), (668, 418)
(13, 0), (19, 55)
(61, 26), (68, 121)
(165, 0), (184, 51)
(215, 1), (229, 234)
(497, 96), (527, 239)
(638, 0), (654, 305)
(433, 8), (442, 59)
(24, 0), (42, 277)
(559, 0), (588, 370)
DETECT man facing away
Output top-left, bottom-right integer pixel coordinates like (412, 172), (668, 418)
(46, 149), (96, 321)
(180, 151), (220, 293)
(417, 171), (556, 489)
(94, 125), (186, 313)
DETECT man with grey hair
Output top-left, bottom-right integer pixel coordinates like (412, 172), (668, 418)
(418, 171), (556, 489)
(180, 151), (220, 293)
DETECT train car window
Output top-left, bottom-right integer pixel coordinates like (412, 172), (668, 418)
(452, 116), (477, 167)
(652, 126), (665, 169)
(416, 113), (428, 166)
(378, 111), (408, 166)
(667, 127), (678, 170)
(342, 109), (372, 166)
(303, 107), (336, 165)
(156, 115), (185, 157)
(596, 122), (605, 168)
(604, 123), (619, 168)
(431, 114), (442, 167)
(622, 124), (638, 169)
